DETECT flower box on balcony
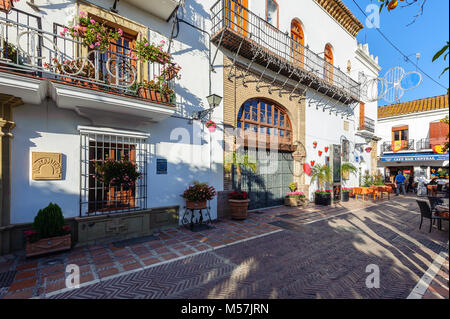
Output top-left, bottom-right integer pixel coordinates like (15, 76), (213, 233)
(26, 234), (71, 258)
(137, 86), (172, 104)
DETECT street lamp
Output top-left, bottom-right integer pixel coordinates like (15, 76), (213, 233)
(194, 94), (222, 121)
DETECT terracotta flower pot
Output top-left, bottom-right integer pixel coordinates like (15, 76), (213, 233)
(186, 200), (207, 210)
(26, 234), (71, 258)
(0, 0), (13, 14)
(229, 199), (250, 220)
(138, 87), (171, 103)
(284, 196), (298, 207)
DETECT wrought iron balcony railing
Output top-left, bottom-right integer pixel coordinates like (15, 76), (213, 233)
(0, 8), (175, 105)
(416, 138), (431, 151)
(358, 116), (375, 133)
(381, 139), (415, 153)
(210, 0), (361, 104)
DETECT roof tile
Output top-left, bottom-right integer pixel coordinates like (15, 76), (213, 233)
(378, 94), (449, 119)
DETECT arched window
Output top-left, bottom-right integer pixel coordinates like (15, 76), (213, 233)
(291, 19), (305, 68)
(266, 0), (279, 28)
(237, 99), (293, 148)
(324, 43), (334, 83)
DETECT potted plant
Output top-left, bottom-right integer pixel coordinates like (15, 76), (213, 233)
(228, 190), (250, 220)
(341, 187), (353, 202)
(25, 203), (71, 257)
(181, 182), (216, 210)
(0, 0), (19, 14)
(162, 62), (182, 81)
(43, 57), (103, 87)
(205, 120), (216, 132)
(310, 164), (332, 205)
(224, 151), (257, 219)
(314, 189), (332, 205)
(94, 156), (141, 187)
(137, 79), (175, 104)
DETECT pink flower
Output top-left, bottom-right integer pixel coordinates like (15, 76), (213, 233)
(60, 32), (65, 36)
(95, 42), (100, 46)
(80, 11), (86, 17)
(118, 28), (123, 35)
(89, 44), (95, 49)
(90, 19), (96, 24)
(160, 40), (165, 44)
(144, 42), (149, 46)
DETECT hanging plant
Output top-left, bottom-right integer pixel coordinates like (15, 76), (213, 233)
(135, 38), (172, 64)
(365, 147), (372, 153)
(60, 12), (122, 53)
(94, 157), (141, 187)
(310, 160), (315, 166)
(206, 120), (216, 132)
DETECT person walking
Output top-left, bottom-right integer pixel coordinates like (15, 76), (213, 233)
(394, 171), (406, 196)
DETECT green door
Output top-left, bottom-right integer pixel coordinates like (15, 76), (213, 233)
(234, 149), (294, 210)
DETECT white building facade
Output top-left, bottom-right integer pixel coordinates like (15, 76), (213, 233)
(377, 94), (449, 183)
(1, 0), (380, 254)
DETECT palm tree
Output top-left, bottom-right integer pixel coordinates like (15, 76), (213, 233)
(341, 162), (357, 187)
(310, 164), (332, 190)
(224, 151), (257, 190)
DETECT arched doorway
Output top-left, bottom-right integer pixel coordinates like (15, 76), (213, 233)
(291, 19), (305, 68)
(235, 98), (295, 209)
(324, 43), (334, 83)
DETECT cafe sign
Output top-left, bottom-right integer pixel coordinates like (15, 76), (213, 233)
(381, 153), (449, 162)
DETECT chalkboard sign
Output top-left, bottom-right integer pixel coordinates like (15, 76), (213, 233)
(156, 159), (167, 175)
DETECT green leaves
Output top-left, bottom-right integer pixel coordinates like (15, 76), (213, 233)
(432, 42), (449, 77)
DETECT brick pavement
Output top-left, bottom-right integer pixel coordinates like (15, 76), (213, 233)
(0, 196), (448, 299)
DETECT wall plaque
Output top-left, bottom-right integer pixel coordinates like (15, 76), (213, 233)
(156, 158), (167, 175)
(32, 152), (62, 180)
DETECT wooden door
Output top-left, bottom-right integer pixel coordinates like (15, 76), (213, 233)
(226, 0), (249, 37)
(291, 20), (304, 68)
(107, 146), (136, 210)
(104, 31), (137, 87)
(324, 44), (334, 84)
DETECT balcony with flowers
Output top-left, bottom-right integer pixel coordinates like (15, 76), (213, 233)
(0, 8), (181, 122)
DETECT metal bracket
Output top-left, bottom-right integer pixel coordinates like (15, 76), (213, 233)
(228, 35), (245, 81)
(210, 28), (225, 70)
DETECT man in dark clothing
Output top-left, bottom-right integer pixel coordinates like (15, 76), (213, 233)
(394, 171), (406, 196)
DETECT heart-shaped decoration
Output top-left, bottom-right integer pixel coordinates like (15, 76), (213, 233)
(310, 160), (315, 166)
(313, 141), (317, 148)
(318, 151), (323, 156)
(324, 147), (329, 152)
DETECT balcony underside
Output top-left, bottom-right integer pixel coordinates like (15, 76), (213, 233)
(212, 27), (359, 105)
(0, 71), (175, 123)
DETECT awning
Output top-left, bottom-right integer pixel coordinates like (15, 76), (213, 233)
(380, 152), (449, 162)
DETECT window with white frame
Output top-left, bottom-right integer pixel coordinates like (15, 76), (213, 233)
(79, 127), (148, 216)
(266, 0), (278, 27)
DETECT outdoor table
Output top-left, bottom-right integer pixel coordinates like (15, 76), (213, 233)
(353, 187), (374, 201)
(370, 186), (392, 200)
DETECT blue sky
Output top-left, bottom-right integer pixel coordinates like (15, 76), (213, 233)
(343, 0), (449, 106)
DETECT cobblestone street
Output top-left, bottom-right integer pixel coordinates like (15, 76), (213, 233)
(0, 196), (448, 299)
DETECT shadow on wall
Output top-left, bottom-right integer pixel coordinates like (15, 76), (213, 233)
(173, 83), (205, 119)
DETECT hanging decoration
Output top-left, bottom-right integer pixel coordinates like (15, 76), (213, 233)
(365, 147), (372, 153)
(324, 146), (329, 153)
(303, 163), (313, 176)
(205, 120), (216, 132)
(318, 150), (322, 156)
(310, 160), (315, 166)
(312, 141), (317, 148)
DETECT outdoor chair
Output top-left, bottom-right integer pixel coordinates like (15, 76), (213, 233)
(416, 200), (448, 232)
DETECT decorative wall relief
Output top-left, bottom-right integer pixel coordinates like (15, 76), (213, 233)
(31, 152), (62, 180)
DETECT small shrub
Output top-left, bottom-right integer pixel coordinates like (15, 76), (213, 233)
(28, 203), (69, 242)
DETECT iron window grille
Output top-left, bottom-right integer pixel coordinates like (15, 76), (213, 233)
(79, 128), (148, 217)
